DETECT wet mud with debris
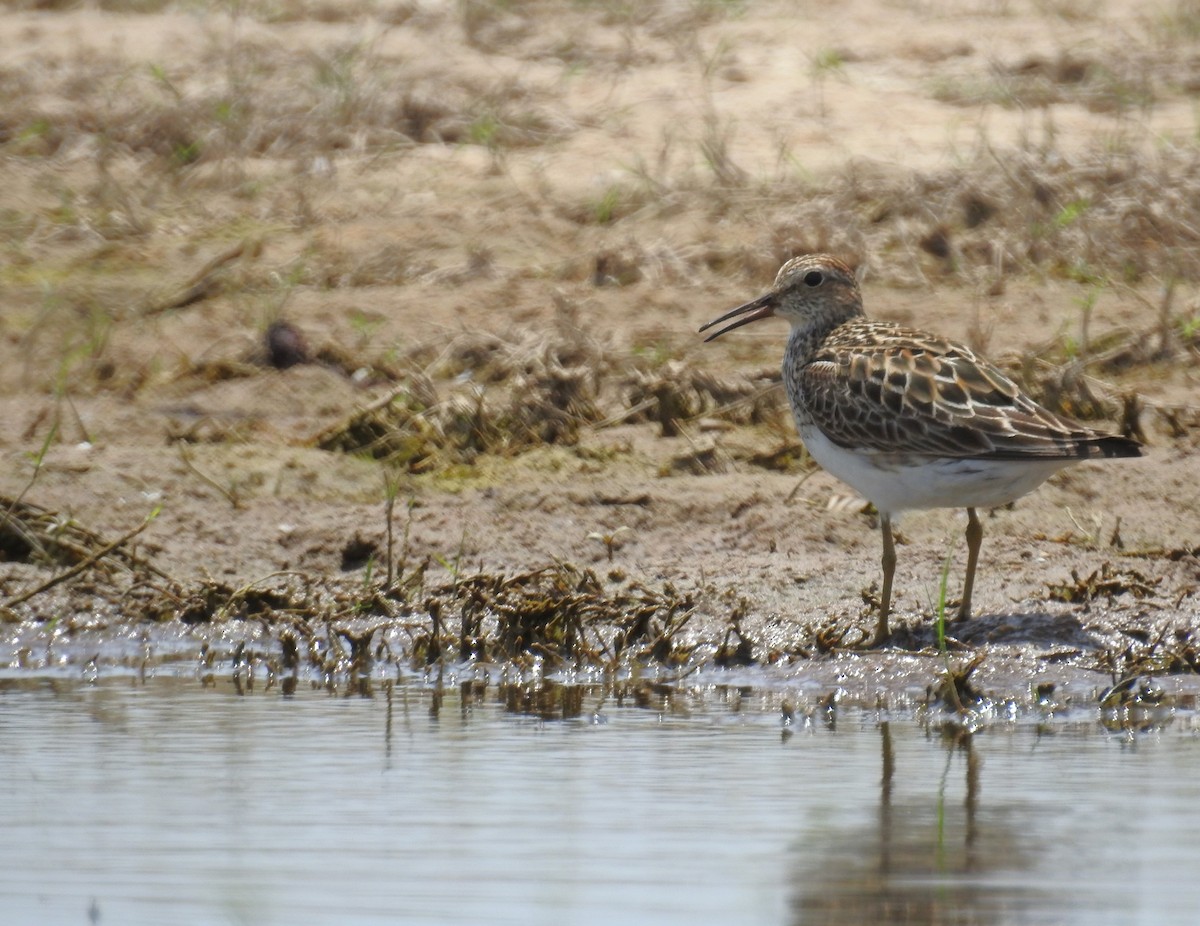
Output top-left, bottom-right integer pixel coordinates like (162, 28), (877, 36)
(1, 2), (1198, 709)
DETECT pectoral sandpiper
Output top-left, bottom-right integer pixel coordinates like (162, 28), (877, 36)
(700, 254), (1142, 646)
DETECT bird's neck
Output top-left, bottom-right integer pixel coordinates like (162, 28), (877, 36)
(784, 307), (858, 366)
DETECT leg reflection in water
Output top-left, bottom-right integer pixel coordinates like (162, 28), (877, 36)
(787, 721), (1045, 926)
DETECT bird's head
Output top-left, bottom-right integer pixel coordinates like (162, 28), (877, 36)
(699, 254), (863, 341)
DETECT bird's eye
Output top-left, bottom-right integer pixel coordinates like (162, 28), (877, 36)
(803, 270), (823, 287)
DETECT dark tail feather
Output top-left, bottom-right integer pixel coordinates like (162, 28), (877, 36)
(1090, 434), (1143, 459)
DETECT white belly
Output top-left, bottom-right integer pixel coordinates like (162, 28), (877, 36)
(799, 426), (1071, 515)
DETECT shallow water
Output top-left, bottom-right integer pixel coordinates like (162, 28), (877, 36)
(1, 673), (1198, 926)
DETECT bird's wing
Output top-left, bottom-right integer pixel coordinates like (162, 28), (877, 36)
(800, 323), (1134, 460)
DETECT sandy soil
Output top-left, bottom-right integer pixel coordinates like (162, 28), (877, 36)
(1, 1), (1198, 694)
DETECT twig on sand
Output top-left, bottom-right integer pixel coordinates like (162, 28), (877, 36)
(3, 513), (158, 610)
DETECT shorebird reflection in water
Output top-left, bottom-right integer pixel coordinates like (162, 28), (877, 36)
(701, 254), (1142, 645)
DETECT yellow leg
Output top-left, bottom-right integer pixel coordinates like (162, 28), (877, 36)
(875, 513), (896, 645)
(959, 507), (983, 620)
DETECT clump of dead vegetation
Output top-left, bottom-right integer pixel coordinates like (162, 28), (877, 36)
(930, 50), (1158, 114)
(409, 562), (698, 668)
(0, 489), (711, 674)
(309, 321), (795, 471)
(0, 25), (564, 166)
(1046, 562), (1161, 605)
(1098, 623), (1200, 680)
(0, 495), (167, 615)
(752, 144), (1200, 289)
(1091, 623), (1200, 731)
